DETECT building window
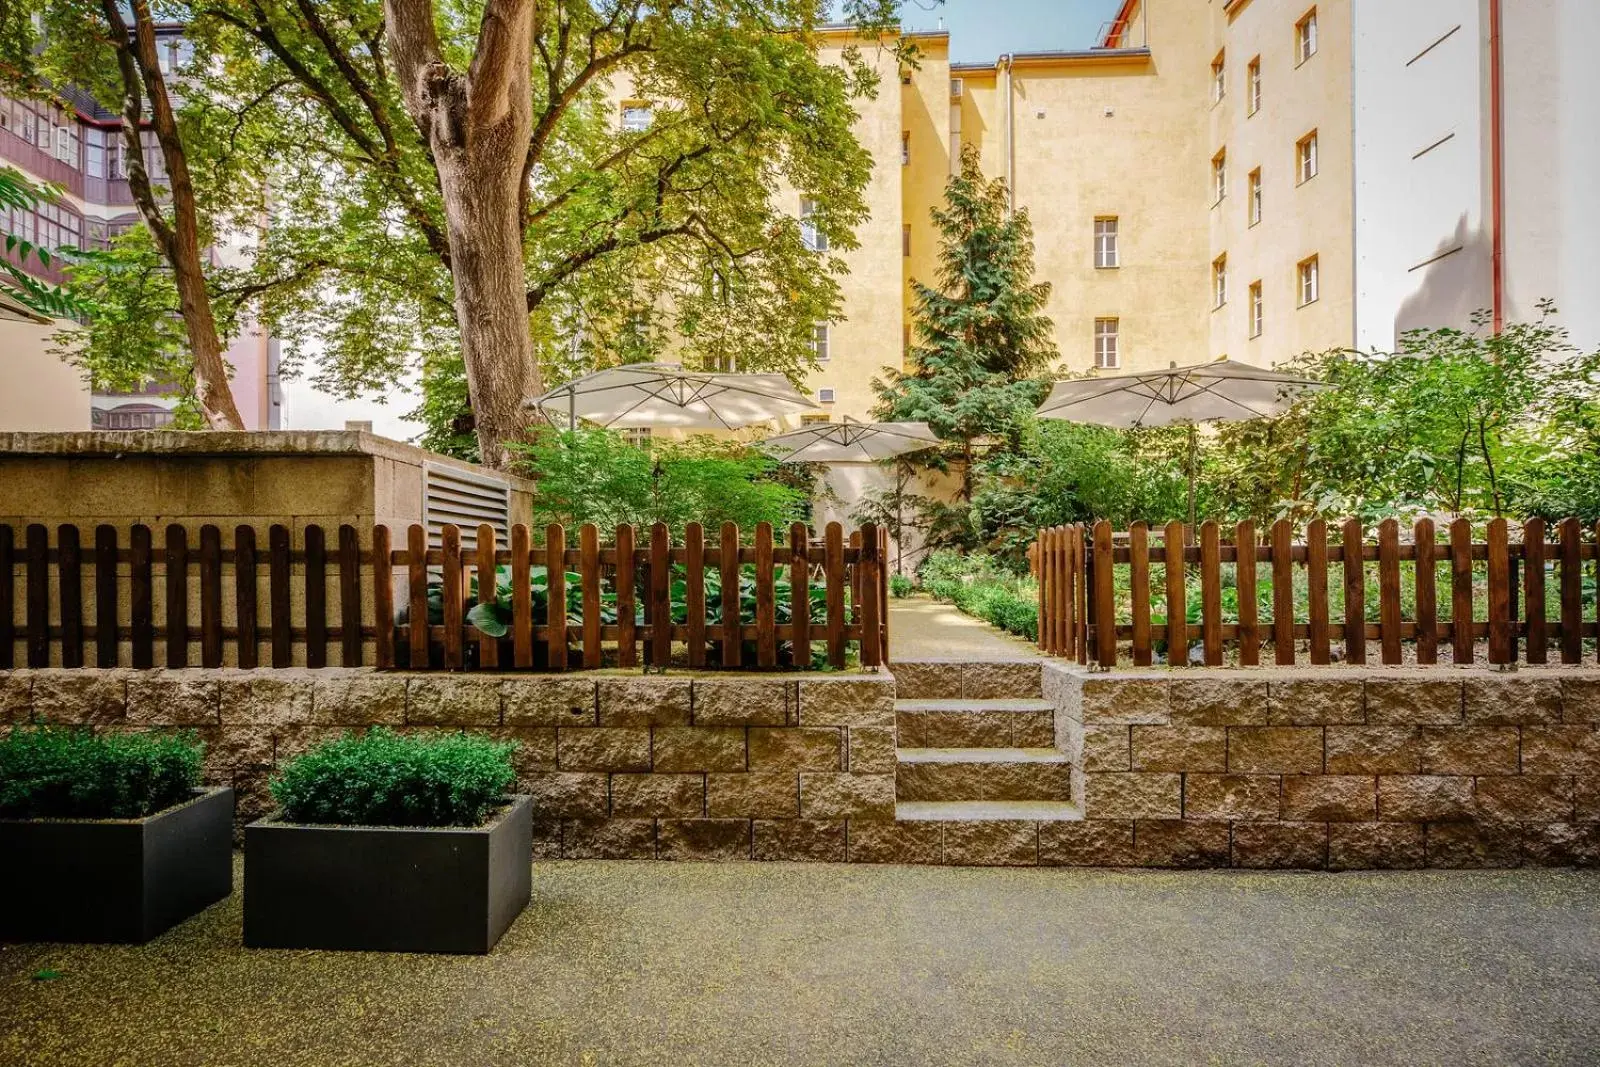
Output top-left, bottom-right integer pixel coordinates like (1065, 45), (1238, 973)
(1248, 168), (1262, 226)
(801, 413), (833, 425)
(1296, 8), (1319, 65)
(1213, 255), (1228, 309)
(800, 198), (827, 252)
(1249, 282), (1263, 337)
(1248, 57), (1261, 115)
(1298, 255), (1320, 306)
(950, 77), (964, 99)
(818, 388), (836, 404)
(1094, 217), (1119, 268)
(620, 427), (653, 448)
(620, 104), (653, 132)
(903, 224), (911, 258)
(1212, 150), (1227, 204)
(810, 323), (831, 361)
(1094, 318), (1119, 370)
(901, 132), (910, 166)
(1211, 50), (1226, 104)
(1297, 131), (1318, 184)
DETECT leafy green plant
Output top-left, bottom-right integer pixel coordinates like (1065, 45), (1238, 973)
(890, 574), (915, 599)
(0, 728), (202, 820)
(270, 729), (516, 828)
(920, 550), (1039, 642)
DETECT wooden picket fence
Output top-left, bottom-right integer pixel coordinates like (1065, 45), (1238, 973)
(1034, 518), (1600, 669)
(0, 521), (889, 672)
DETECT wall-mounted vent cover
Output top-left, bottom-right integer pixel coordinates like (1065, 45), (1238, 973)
(424, 463), (511, 549)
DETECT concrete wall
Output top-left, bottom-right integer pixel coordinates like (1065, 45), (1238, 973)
(0, 669), (898, 862)
(1045, 664), (1600, 868)
(0, 318), (91, 431)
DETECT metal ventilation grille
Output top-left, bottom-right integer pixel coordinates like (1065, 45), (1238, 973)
(424, 463), (511, 549)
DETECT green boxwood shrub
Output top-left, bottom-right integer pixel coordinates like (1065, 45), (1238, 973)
(0, 728), (203, 820)
(920, 550), (1040, 643)
(270, 729), (517, 828)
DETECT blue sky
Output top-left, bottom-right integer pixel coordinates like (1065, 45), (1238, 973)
(891, 0), (1126, 63)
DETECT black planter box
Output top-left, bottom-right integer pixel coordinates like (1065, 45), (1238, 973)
(243, 795), (533, 954)
(0, 787), (235, 944)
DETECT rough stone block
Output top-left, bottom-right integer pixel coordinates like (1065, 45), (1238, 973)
(1464, 676), (1561, 725)
(797, 677), (895, 728)
(920, 710), (1010, 748)
(501, 677), (596, 727)
(556, 727), (651, 772)
(126, 671), (220, 725)
(1171, 678), (1270, 726)
(562, 819), (656, 860)
(1325, 726), (1421, 774)
(1365, 677), (1462, 726)
(523, 772), (608, 819)
(1039, 820), (1137, 866)
(597, 677), (691, 727)
(1474, 775), (1574, 822)
(847, 727), (897, 773)
(1231, 821), (1328, 869)
(746, 727), (841, 772)
(610, 773), (705, 818)
(499, 727), (559, 781)
(1328, 823), (1425, 870)
(1560, 678), (1600, 724)
(1132, 820), (1230, 868)
(1082, 725), (1131, 772)
(1183, 774), (1281, 820)
(1083, 773), (1182, 820)
(657, 818), (751, 861)
(1080, 676), (1169, 725)
(1280, 775), (1376, 822)
(694, 678), (792, 726)
(1131, 725), (1226, 772)
(1227, 727), (1323, 774)
(706, 772), (800, 818)
(1041, 662), (1079, 715)
(1378, 775), (1474, 822)
(1418, 726), (1519, 775)
(1425, 820), (1521, 868)
(0, 673), (30, 722)
(1521, 822), (1600, 867)
(218, 673), (313, 726)
(943, 821), (1038, 866)
(309, 672), (405, 725)
(962, 662), (1042, 700)
(895, 760), (1073, 803)
(894, 710), (925, 748)
(651, 726), (746, 772)
(1269, 678), (1365, 725)
(847, 821), (942, 864)
(1576, 776), (1600, 821)
(754, 819), (846, 862)
(892, 661), (962, 701)
(1521, 726), (1600, 775)
(30, 672), (126, 724)
(406, 676), (501, 726)
(206, 726), (275, 773)
(798, 772), (895, 820)
(270, 725), (348, 762)
(531, 818), (562, 861)
(1013, 710), (1056, 747)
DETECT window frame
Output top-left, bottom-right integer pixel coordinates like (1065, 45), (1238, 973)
(1247, 57), (1262, 115)
(1248, 168), (1263, 226)
(1249, 281), (1263, 337)
(1094, 317), (1120, 370)
(1212, 255), (1228, 310)
(620, 103), (654, 132)
(810, 322), (831, 362)
(799, 198), (828, 252)
(1212, 149), (1228, 205)
(817, 387), (837, 404)
(1094, 216), (1120, 269)
(1298, 255), (1320, 307)
(1211, 50), (1226, 105)
(1296, 8), (1319, 66)
(1296, 131), (1319, 185)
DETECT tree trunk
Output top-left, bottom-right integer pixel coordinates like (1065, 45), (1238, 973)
(384, 0), (540, 469)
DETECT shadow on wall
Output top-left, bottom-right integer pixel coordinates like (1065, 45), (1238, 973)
(1392, 213), (1494, 348)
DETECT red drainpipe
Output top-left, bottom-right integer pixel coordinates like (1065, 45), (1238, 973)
(1489, 0), (1505, 333)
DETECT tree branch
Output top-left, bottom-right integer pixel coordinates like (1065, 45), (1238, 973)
(466, 0), (535, 132)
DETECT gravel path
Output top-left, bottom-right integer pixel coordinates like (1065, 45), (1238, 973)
(3, 860), (1598, 1066)
(891, 597), (1043, 661)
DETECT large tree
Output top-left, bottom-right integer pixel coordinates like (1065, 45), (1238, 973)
(875, 143), (1056, 499)
(3, 1), (248, 428)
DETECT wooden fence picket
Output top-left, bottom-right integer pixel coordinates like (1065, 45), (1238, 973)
(580, 523), (601, 669)
(1271, 519), (1294, 666)
(1378, 519), (1401, 665)
(58, 524), (83, 669)
(686, 522), (706, 668)
(341, 525), (363, 668)
(1524, 517), (1547, 665)
(236, 526), (259, 669)
(199, 524), (222, 669)
(1235, 521), (1259, 667)
(1342, 519), (1365, 665)
(755, 522), (777, 668)
(164, 524), (188, 669)
(305, 524), (328, 670)
(1450, 518), (1473, 664)
(720, 522), (740, 668)
(95, 525), (118, 668)
(441, 524), (464, 671)
(546, 523), (567, 671)
(1200, 521), (1222, 666)
(1414, 519), (1437, 665)
(477, 523), (500, 670)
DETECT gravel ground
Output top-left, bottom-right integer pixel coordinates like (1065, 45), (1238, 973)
(3, 860), (1598, 1066)
(891, 599), (1043, 661)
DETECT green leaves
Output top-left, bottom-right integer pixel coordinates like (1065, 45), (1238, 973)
(0, 168), (95, 320)
(0, 728), (203, 820)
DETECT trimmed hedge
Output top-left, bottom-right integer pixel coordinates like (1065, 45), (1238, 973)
(922, 551), (1040, 643)
(0, 728), (203, 820)
(271, 728), (516, 828)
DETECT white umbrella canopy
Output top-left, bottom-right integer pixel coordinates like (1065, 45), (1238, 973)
(1036, 359), (1323, 428)
(527, 362), (818, 431)
(763, 418), (941, 464)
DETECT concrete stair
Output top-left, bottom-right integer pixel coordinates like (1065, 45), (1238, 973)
(896, 748), (1073, 803)
(896, 699), (1057, 748)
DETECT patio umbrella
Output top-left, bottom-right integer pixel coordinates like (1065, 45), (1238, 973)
(1036, 359), (1325, 526)
(761, 418), (941, 465)
(526, 363), (818, 431)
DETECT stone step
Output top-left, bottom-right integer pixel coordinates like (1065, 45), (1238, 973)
(892, 660), (1043, 701)
(895, 699), (1056, 749)
(895, 747), (1074, 803)
(895, 800), (1084, 822)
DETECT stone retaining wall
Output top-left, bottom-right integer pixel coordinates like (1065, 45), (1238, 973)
(0, 669), (895, 861)
(1044, 664), (1600, 868)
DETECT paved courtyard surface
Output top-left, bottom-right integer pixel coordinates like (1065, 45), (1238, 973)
(3, 861), (1598, 1066)
(890, 598), (1044, 660)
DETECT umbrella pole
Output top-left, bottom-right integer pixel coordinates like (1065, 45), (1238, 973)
(568, 390), (576, 432)
(1186, 422), (1198, 532)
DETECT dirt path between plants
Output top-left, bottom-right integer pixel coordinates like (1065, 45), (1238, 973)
(890, 597), (1044, 661)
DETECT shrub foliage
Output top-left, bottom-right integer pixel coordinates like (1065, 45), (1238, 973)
(0, 728), (202, 820)
(271, 729), (516, 828)
(921, 550), (1039, 643)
